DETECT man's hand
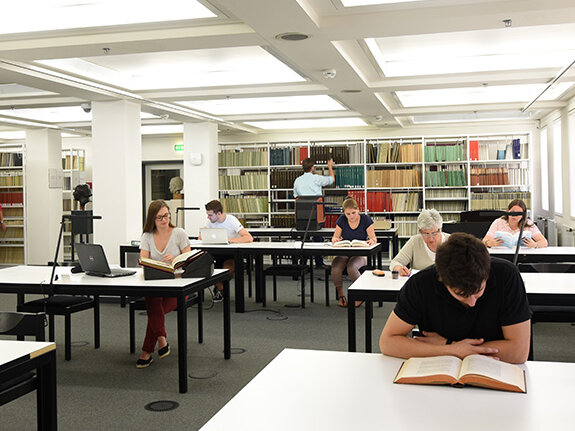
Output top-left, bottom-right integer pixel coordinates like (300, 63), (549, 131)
(449, 338), (499, 360)
(327, 158), (334, 168)
(393, 265), (410, 276)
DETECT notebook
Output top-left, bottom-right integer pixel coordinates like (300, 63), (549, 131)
(75, 243), (136, 278)
(200, 228), (229, 244)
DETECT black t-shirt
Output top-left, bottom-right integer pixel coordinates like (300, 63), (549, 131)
(393, 257), (531, 342)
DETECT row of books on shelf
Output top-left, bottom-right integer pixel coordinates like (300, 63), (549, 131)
(218, 149), (269, 167)
(62, 155), (85, 170)
(426, 189), (467, 198)
(270, 147), (308, 166)
(270, 169), (300, 189)
(430, 201), (468, 212)
(469, 138), (523, 161)
(219, 173), (268, 190)
(366, 168), (421, 188)
(335, 166), (364, 188)
(470, 167), (528, 186)
(220, 196), (269, 214)
(0, 227), (23, 238)
(0, 246), (24, 264)
(310, 145), (354, 164)
(424, 143), (464, 162)
(0, 171), (23, 187)
(394, 216), (418, 237)
(367, 142), (422, 164)
(470, 192), (531, 211)
(0, 192), (24, 206)
(0, 153), (23, 167)
(366, 192), (420, 213)
(425, 169), (467, 187)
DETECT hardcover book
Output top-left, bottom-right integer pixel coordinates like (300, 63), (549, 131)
(332, 239), (369, 247)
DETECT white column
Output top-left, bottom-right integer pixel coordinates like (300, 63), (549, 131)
(183, 122), (218, 236)
(91, 100), (142, 264)
(25, 129), (62, 265)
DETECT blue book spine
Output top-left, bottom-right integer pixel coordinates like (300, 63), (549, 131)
(512, 139), (521, 159)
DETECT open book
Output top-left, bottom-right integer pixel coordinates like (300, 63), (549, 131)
(494, 230), (532, 248)
(138, 249), (203, 274)
(332, 239), (369, 247)
(393, 354), (526, 393)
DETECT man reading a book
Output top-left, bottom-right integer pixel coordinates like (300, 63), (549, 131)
(380, 232), (532, 364)
(201, 199), (253, 302)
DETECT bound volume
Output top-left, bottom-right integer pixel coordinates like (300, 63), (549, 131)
(139, 249), (215, 280)
(393, 354), (526, 393)
(332, 239), (369, 247)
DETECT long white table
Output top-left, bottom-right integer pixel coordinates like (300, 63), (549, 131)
(489, 246), (575, 263)
(347, 270), (575, 352)
(200, 348), (575, 431)
(0, 266), (231, 394)
(0, 340), (57, 430)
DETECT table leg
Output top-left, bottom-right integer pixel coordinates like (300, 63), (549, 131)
(347, 294), (357, 352)
(234, 251), (245, 313)
(176, 293), (188, 393)
(37, 349), (58, 431)
(365, 300), (373, 353)
(223, 279), (231, 359)
(393, 234), (399, 258)
(255, 254), (264, 304)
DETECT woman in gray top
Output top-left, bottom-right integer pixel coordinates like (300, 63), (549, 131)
(136, 200), (191, 368)
(390, 209), (449, 277)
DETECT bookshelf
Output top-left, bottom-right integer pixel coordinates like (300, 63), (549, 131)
(62, 148), (86, 261)
(0, 146), (25, 264)
(218, 133), (531, 238)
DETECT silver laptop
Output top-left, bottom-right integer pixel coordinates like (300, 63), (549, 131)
(75, 243), (136, 277)
(200, 228), (229, 244)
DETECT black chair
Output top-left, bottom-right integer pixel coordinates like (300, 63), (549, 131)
(323, 264), (372, 306)
(0, 312), (46, 420)
(128, 293), (203, 354)
(17, 294), (100, 361)
(442, 221), (492, 239)
(263, 256), (312, 308)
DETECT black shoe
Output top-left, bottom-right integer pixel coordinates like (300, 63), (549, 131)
(136, 356), (153, 368)
(212, 287), (224, 303)
(158, 344), (170, 358)
(315, 263), (329, 270)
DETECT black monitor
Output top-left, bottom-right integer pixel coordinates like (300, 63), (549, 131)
(294, 196), (324, 231)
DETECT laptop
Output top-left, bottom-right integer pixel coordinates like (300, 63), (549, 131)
(75, 243), (136, 278)
(200, 228), (229, 244)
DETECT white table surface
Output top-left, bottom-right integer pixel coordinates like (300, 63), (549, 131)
(200, 348), (575, 431)
(0, 340), (56, 366)
(190, 240), (380, 251)
(488, 246), (575, 255)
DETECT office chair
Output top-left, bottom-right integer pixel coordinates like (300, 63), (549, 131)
(263, 255), (312, 308)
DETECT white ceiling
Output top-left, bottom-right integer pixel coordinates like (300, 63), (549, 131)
(0, 0), (574, 138)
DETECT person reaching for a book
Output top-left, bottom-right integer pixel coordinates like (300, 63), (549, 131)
(482, 199), (547, 249)
(389, 209), (449, 277)
(136, 200), (191, 368)
(330, 197), (377, 307)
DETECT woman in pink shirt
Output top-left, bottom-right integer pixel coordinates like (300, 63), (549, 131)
(482, 199), (548, 248)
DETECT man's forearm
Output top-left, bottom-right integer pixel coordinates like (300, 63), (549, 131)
(481, 340), (529, 364)
(380, 335), (451, 359)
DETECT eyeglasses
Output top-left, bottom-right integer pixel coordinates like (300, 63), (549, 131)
(156, 213), (170, 221)
(420, 230), (441, 238)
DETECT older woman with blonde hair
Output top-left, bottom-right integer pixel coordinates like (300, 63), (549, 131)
(390, 209), (449, 277)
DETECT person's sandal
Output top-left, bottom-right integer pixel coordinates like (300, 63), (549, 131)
(337, 296), (348, 308)
(158, 343), (170, 358)
(136, 356), (153, 368)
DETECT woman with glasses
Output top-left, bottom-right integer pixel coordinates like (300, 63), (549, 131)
(390, 209), (448, 277)
(136, 200), (191, 368)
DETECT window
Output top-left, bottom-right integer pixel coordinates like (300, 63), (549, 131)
(570, 113), (575, 217)
(540, 128), (549, 212)
(553, 121), (563, 214)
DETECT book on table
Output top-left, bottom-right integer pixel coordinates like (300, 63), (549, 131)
(332, 239), (369, 247)
(138, 249), (204, 274)
(393, 354), (526, 393)
(494, 230), (532, 248)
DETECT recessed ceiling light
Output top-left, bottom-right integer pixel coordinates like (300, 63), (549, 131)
(275, 32), (310, 41)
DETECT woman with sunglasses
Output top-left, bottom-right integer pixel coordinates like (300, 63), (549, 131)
(136, 200), (191, 368)
(390, 209), (448, 277)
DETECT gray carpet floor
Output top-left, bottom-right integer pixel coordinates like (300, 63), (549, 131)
(2, 274), (575, 430)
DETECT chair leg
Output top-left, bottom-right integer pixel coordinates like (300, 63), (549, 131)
(94, 296), (100, 349)
(301, 275), (306, 309)
(325, 268), (330, 306)
(309, 258), (314, 303)
(273, 275), (277, 302)
(247, 256), (253, 298)
(262, 275), (267, 308)
(129, 303), (136, 354)
(48, 315), (55, 342)
(197, 296), (204, 344)
(65, 314), (72, 361)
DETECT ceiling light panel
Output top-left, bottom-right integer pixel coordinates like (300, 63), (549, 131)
(180, 96), (345, 116)
(412, 111), (533, 124)
(341, 0), (425, 5)
(37, 47), (305, 91)
(0, 106), (157, 122)
(1, 0), (215, 35)
(244, 118), (367, 130)
(0, 84), (56, 98)
(141, 125), (183, 135)
(366, 23), (575, 77)
(396, 82), (574, 107)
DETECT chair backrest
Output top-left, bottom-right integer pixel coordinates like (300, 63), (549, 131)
(0, 312), (46, 341)
(518, 263), (575, 273)
(442, 221), (492, 239)
(460, 210), (501, 223)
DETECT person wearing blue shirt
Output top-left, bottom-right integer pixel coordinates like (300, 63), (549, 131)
(331, 197), (377, 307)
(293, 157), (335, 268)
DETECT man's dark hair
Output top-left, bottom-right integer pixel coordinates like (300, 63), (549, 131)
(435, 232), (490, 297)
(205, 199), (223, 214)
(302, 157), (314, 173)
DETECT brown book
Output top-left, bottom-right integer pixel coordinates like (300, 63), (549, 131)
(139, 249), (204, 274)
(394, 354), (526, 393)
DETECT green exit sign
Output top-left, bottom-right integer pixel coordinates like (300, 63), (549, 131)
(174, 144), (184, 152)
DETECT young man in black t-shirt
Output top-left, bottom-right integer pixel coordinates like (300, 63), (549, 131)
(379, 232), (532, 364)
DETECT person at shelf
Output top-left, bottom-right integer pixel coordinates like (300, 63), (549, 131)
(389, 209), (448, 276)
(0, 203), (6, 232)
(330, 196), (377, 307)
(379, 232), (532, 364)
(293, 157), (335, 269)
(482, 199), (548, 249)
(200, 199), (253, 302)
(137, 200), (191, 368)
